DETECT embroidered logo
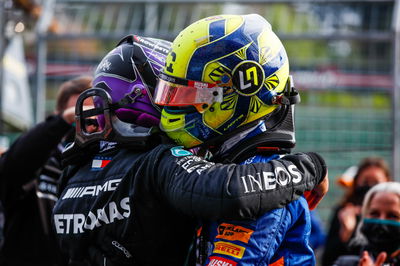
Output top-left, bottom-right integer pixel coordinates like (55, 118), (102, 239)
(170, 146), (193, 157)
(91, 156), (112, 171)
(213, 241), (245, 259)
(216, 223), (254, 244)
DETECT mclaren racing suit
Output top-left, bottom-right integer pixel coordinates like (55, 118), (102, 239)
(202, 154), (315, 266)
(53, 143), (326, 265)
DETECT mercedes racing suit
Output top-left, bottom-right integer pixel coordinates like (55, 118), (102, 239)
(53, 143), (326, 265)
(202, 154), (315, 266)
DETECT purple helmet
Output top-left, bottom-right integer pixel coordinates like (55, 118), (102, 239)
(93, 35), (172, 128)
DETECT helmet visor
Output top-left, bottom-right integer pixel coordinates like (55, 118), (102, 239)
(154, 73), (223, 112)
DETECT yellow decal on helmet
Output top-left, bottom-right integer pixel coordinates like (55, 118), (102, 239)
(166, 130), (202, 148)
(224, 15), (243, 35)
(160, 110), (202, 148)
(250, 96), (263, 113)
(258, 28), (284, 66)
(204, 102), (235, 130)
(220, 93), (237, 111)
(234, 42), (252, 61)
(164, 15), (243, 79)
(203, 62), (232, 86)
(159, 111), (185, 132)
(271, 63), (289, 94)
(246, 66), (259, 86)
(264, 74), (279, 91)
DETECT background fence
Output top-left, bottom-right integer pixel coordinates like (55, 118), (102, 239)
(1, 0), (399, 229)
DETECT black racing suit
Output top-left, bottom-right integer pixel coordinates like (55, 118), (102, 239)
(0, 115), (72, 266)
(53, 143), (326, 265)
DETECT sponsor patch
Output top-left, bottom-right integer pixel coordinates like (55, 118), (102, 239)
(133, 35), (170, 54)
(91, 156), (112, 171)
(170, 146), (193, 157)
(216, 223), (254, 244)
(239, 164), (302, 194)
(61, 178), (121, 199)
(54, 197), (130, 234)
(207, 256), (237, 266)
(99, 141), (117, 152)
(213, 241), (245, 259)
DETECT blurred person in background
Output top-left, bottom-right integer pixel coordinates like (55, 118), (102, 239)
(53, 34), (328, 265)
(154, 14), (328, 265)
(333, 182), (400, 266)
(0, 75), (93, 266)
(322, 157), (392, 266)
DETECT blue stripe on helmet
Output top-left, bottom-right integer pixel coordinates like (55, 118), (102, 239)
(209, 19), (226, 42)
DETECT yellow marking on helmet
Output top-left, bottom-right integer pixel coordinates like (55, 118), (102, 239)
(166, 130), (202, 148)
(264, 74), (279, 91)
(250, 96), (263, 113)
(258, 28), (285, 66)
(159, 111), (185, 132)
(201, 46), (243, 83)
(220, 93), (237, 110)
(194, 36), (210, 46)
(223, 114), (244, 132)
(225, 15), (243, 34)
(208, 64), (231, 84)
(270, 62), (289, 94)
(235, 42), (252, 61)
(164, 15), (243, 79)
(194, 16), (244, 82)
(160, 110), (202, 148)
(204, 102), (235, 129)
(246, 66), (259, 86)
(203, 62), (230, 84)
(164, 20), (212, 77)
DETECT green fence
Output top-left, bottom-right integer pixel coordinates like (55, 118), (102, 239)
(294, 99), (392, 224)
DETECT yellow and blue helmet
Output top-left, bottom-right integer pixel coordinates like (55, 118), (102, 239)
(154, 14), (293, 148)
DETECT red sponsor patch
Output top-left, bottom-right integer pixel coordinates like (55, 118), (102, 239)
(207, 256), (237, 266)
